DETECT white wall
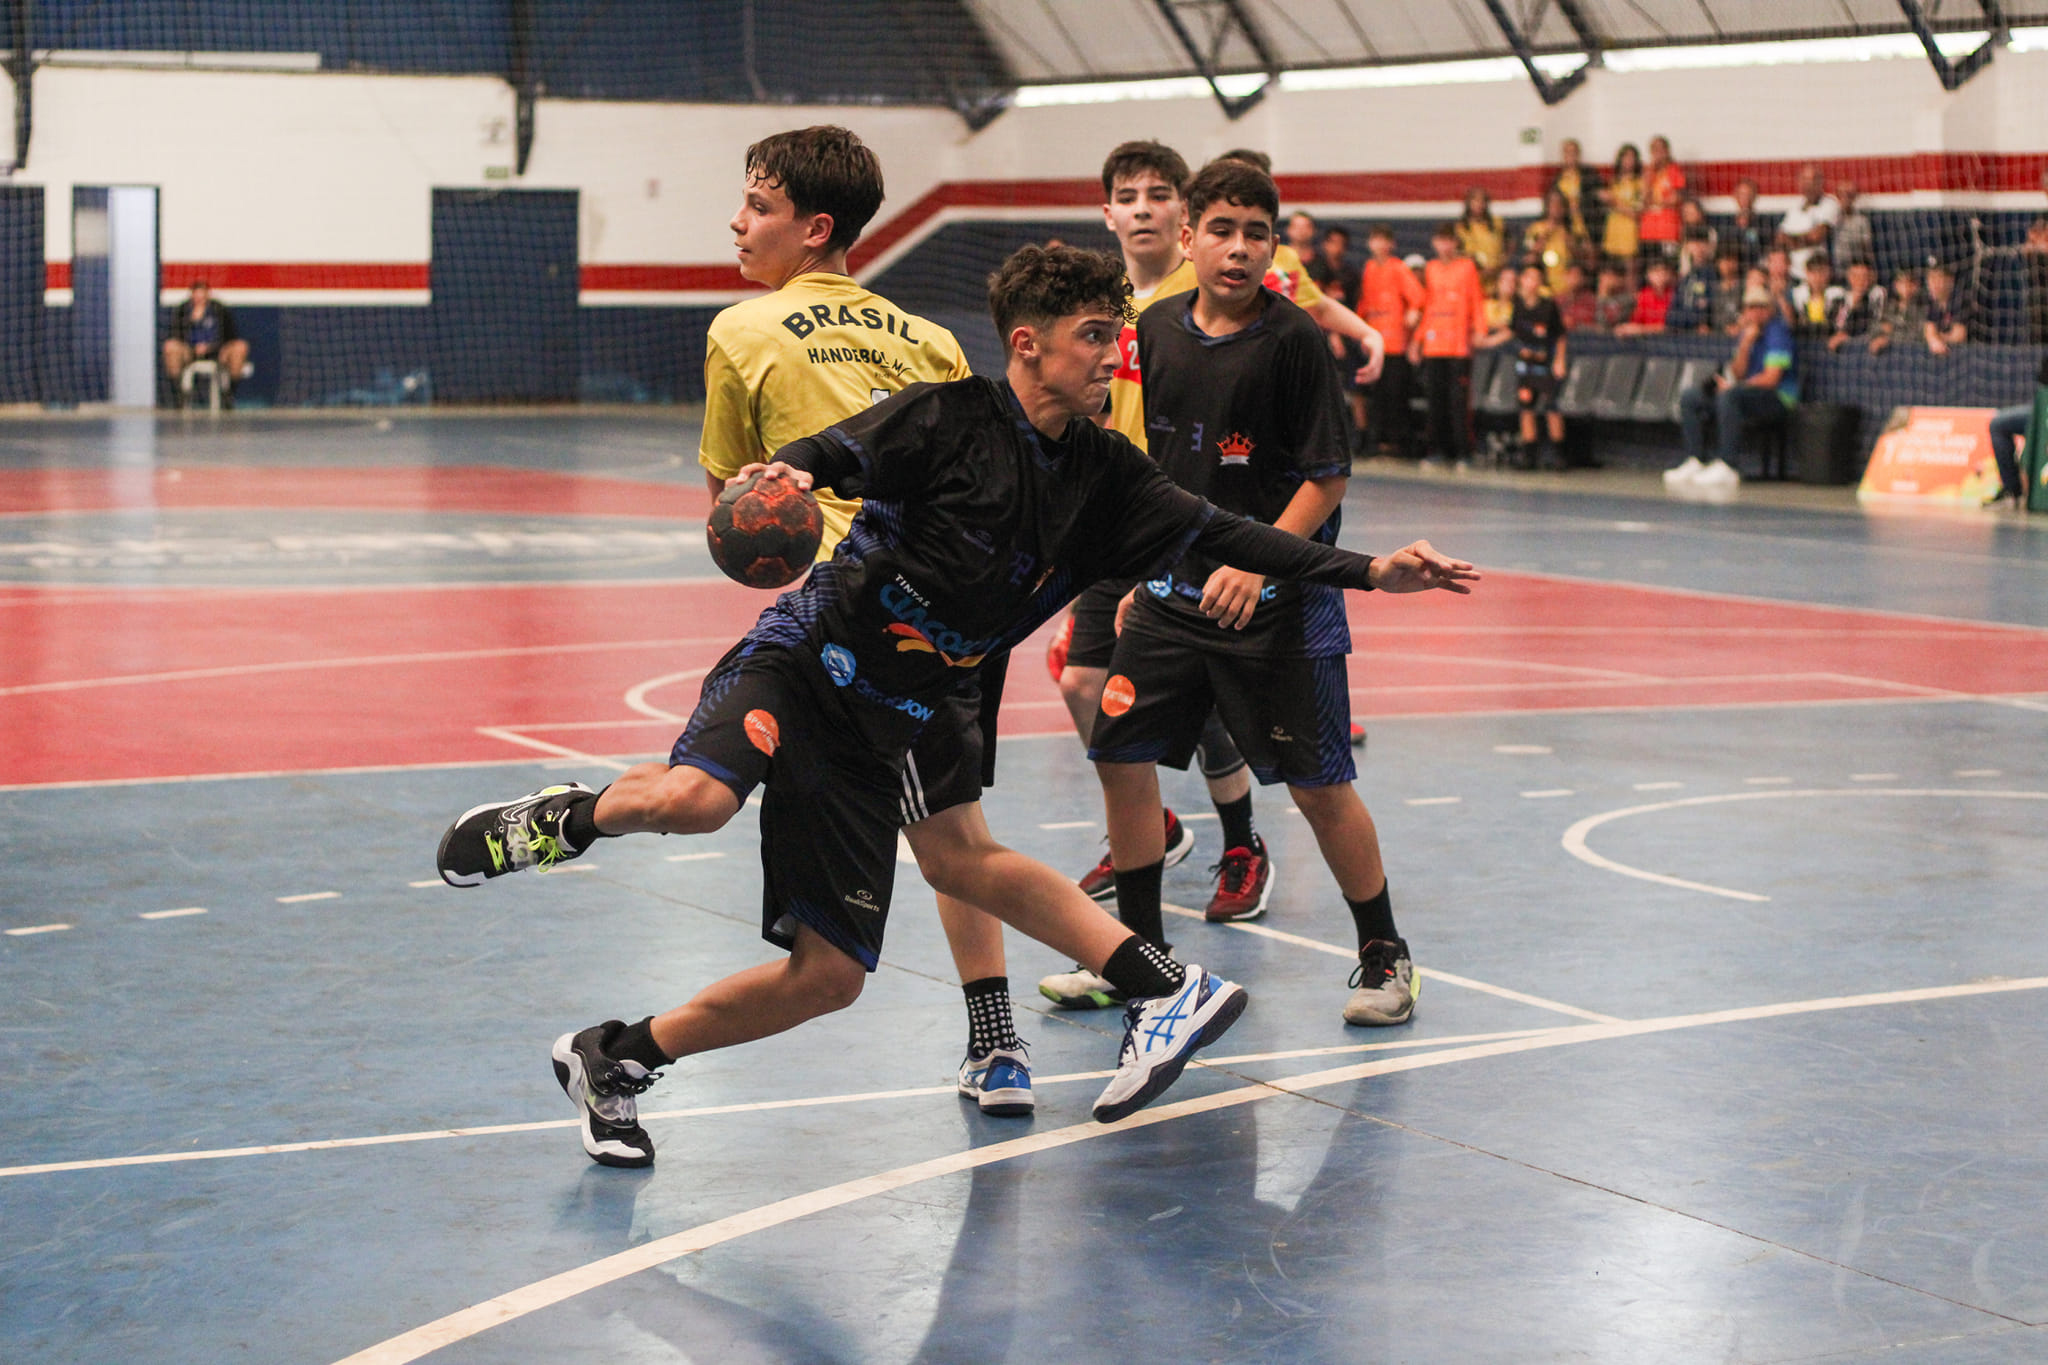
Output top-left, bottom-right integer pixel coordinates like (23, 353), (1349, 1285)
(3, 46), (2043, 305)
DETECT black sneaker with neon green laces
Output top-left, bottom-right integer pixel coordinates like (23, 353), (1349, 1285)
(438, 782), (596, 886)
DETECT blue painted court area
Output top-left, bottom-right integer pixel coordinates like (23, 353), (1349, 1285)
(5, 415), (2048, 1363)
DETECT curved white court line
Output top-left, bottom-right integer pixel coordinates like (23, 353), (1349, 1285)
(1564, 788), (2048, 903)
(333, 973), (2048, 1365)
(621, 667), (710, 723)
(0, 1029), (1558, 1182)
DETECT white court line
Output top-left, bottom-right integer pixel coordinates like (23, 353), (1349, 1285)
(4, 923), (70, 936)
(1363, 649), (1660, 682)
(1158, 903), (1621, 1024)
(1851, 773), (1900, 782)
(1178, 812), (1218, 821)
(1955, 768), (2003, 777)
(0, 1029), (1557, 1182)
(622, 668), (710, 723)
(1406, 796), (1461, 806)
(1494, 744), (1553, 754)
(332, 974), (2048, 1365)
(408, 880), (443, 889)
(1038, 820), (1095, 830)
(277, 892), (340, 904)
(1521, 788), (1575, 799)
(1743, 776), (1793, 786)
(664, 851), (726, 863)
(0, 637), (733, 699)
(138, 907), (207, 920)
(475, 726), (636, 774)
(1633, 781), (1683, 790)
(1563, 788), (2048, 903)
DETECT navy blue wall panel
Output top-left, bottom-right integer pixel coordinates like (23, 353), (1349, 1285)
(430, 188), (579, 403)
(0, 187), (44, 404)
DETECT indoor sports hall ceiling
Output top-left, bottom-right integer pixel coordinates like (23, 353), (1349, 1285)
(965, 0), (2048, 82)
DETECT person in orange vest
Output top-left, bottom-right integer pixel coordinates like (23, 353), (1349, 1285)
(1359, 222), (1426, 456)
(1409, 221), (1489, 465)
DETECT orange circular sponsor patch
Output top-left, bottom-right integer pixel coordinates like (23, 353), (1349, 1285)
(744, 709), (780, 755)
(1100, 675), (1136, 717)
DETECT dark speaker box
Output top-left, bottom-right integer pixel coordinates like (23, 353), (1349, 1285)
(1791, 402), (1863, 485)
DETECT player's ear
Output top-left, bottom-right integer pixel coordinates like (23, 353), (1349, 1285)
(803, 211), (836, 251)
(1008, 323), (1039, 362)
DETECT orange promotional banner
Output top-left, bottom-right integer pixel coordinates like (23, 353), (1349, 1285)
(1858, 407), (2018, 506)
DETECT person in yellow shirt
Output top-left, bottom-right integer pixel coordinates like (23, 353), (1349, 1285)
(695, 125), (1031, 1117)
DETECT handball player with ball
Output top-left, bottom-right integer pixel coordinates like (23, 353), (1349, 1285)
(436, 235), (1477, 1171)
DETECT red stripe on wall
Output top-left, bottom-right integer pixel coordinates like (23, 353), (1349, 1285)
(37, 153), (2047, 298)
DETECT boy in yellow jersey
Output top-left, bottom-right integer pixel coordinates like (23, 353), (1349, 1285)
(695, 126), (1030, 1116)
(1043, 141), (1275, 1012)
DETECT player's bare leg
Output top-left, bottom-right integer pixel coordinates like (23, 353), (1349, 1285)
(908, 815), (1034, 1115)
(650, 922), (867, 1059)
(592, 761), (742, 834)
(1289, 781), (1414, 1027)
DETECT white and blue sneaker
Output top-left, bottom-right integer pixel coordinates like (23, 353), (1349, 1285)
(1091, 966), (1248, 1124)
(957, 1044), (1034, 1117)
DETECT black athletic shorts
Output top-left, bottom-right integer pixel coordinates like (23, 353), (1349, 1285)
(899, 654), (1005, 824)
(1515, 363), (1559, 414)
(1086, 624), (1357, 788)
(1066, 579), (1133, 670)
(669, 641), (904, 972)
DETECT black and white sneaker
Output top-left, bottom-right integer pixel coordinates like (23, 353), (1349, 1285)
(1343, 938), (1418, 1026)
(552, 1022), (660, 1168)
(438, 782), (595, 887)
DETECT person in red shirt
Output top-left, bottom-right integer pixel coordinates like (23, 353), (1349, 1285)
(1408, 221), (1488, 463)
(1617, 255), (1676, 335)
(1359, 222), (1426, 455)
(1556, 262), (1597, 331)
(1640, 134), (1685, 263)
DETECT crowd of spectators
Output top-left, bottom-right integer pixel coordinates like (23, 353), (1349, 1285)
(1285, 141), (2048, 469)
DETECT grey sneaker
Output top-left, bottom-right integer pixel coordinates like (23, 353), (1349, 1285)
(1343, 938), (1417, 1026)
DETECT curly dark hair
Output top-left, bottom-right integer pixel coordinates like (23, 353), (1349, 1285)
(1100, 140), (1190, 199)
(987, 244), (1135, 351)
(743, 125), (884, 252)
(1185, 159), (1278, 226)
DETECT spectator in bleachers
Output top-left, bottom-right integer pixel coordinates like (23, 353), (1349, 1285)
(1551, 137), (1601, 244)
(1591, 262), (1635, 332)
(1285, 210), (1319, 265)
(1456, 188), (1507, 276)
(1710, 247), (1747, 333)
(1522, 188), (1586, 296)
(1727, 178), (1771, 268)
(1667, 234), (1717, 333)
(1922, 261), (1970, 354)
(1507, 261), (1569, 471)
(1640, 136), (1685, 262)
(1763, 247), (1796, 325)
(1868, 267), (1925, 355)
(162, 280), (249, 401)
(1615, 255), (1676, 335)
(1790, 255), (1842, 335)
(1480, 265), (1518, 342)
(1831, 182), (1875, 272)
(1360, 223), (1426, 456)
(1778, 164), (1840, 281)
(1671, 284), (1798, 493)
(1412, 221), (1488, 465)
(1600, 143), (1644, 267)
(1676, 198), (1716, 267)
(1556, 262), (1597, 331)
(1827, 259), (1886, 351)
(1984, 354), (2048, 507)
(2026, 217), (2048, 344)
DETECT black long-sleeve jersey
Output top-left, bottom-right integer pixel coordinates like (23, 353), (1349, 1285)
(750, 375), (1376, 749)
(1134, 288), (1356, 657)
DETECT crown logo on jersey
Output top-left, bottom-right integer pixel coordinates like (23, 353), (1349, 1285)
(1216, 432), (1255, 465)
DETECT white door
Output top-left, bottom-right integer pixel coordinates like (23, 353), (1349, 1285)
(106, 186), (159, 408)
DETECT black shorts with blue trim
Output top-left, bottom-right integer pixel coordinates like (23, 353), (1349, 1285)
(1065, 578), (1132, 670)
(898, 654), (1005, 824)
(669, 641), (904, 972)
(1086, 624), (1357, 789)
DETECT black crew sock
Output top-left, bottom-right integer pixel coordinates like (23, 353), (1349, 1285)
(563, 789), (612, 852)
(1100, 935), (1187, 1000)
(1216, 792), (1258, 852)
(962, 977), (1019, 1058)
(1345, 881), (1398, 948)
(1112, 860), (1166, 948)
(609, 1016), (673, 1070)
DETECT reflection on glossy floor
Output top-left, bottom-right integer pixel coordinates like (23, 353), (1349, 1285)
(4, 413), (2047, 1363)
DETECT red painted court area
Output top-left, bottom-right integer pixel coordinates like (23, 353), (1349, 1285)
(6, 572), (2047, 788)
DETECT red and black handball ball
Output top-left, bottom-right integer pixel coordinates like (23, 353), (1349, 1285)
(706, 471), (825, 589)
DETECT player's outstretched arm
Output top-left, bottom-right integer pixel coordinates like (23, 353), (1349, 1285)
(1366, 540), (1480, 594)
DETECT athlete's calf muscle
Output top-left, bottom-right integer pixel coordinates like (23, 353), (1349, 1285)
(594, 762), (743, 836)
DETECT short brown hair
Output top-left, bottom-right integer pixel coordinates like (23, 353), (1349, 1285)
(1218, 148), (1272, 174)
(1185, 159), (1278, 226)
(1100, 140), (1189, 199)
(743, 125), (884, 252)
(987, 244), (1134, 351)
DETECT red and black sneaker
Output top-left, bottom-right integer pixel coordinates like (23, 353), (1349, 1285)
(1350, 722), (1367, 750)
(1077, 807), (1197, 901)
(1205, 838), (1274, 922)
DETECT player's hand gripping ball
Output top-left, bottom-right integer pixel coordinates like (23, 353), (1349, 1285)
(707, 471), (824, 588)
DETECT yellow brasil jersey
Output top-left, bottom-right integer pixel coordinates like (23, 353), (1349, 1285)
(699, 272), (971, 557)
(1106, 257), (1198, 452)
(1265, 243), (1326, 308)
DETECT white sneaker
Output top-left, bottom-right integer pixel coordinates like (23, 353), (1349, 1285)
(1694, 458), (1742, 503)
(957, 1045), (1034, 1116)
(1091, 965), (1248, 1124)
(1662, 456), (1704, 490)
(1038, 965), (1125, 1010)
(1343, 938), (1418, 1026)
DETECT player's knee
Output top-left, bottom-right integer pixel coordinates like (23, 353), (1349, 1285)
(1288, 781), (1360, 825)
(1056, 665), (1099, 711)
(791, 943), (866, 1013)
